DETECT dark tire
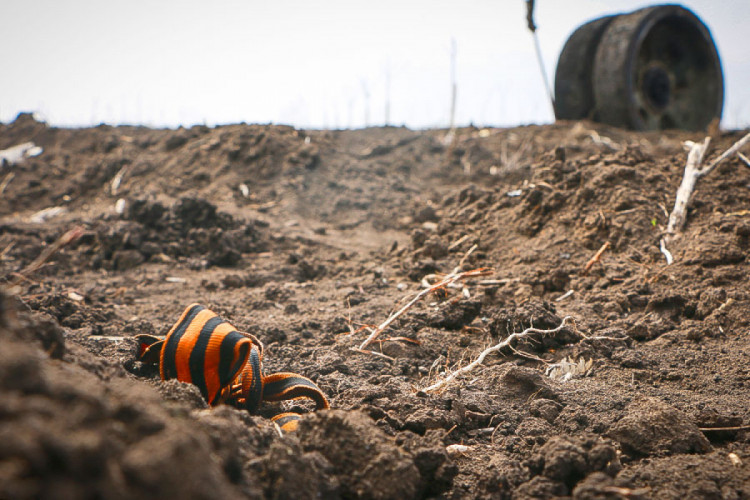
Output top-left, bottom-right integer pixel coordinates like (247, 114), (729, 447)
(554, 16), (615, 121)
(592, 4), (724, 131)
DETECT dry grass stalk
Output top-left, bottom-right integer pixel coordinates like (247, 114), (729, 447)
(456, 244), (477, 270)
(448, 234), (470, 250)
(380, 336), (420, 345)
(554, 289), (575, 302)
(0, 242), (15, 260)
(419, 316), (574, 394)
(110, 165), (129, 195)
(498, 135), (532, 175)
(699, 424), (750, 432)
(601, 486), (651, 497)
(0, 172), (15, 195)
(355, 267), (493, 353)
(10, 226), (85, 286)
(352, 348), (394, 361)
(582, 241), (610, 275)
(479, 278), (519, 286)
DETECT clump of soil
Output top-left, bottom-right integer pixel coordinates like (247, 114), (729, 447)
(1, 114), (749, 498)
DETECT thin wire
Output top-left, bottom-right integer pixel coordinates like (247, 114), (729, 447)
(531, 30), (556, 116)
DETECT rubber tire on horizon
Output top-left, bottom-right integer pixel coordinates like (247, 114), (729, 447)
(554, 16), (614, 121)
(591, 4), (723, 131)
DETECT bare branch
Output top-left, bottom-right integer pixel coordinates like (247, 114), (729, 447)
(699, 131), (750, 176)
(661, 131), (750, 265)
(666, 137), (711, 236)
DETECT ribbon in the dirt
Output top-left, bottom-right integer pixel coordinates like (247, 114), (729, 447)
(136, 303), (329, 432)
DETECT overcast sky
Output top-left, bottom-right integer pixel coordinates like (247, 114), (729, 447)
(1, 0), (748, 130)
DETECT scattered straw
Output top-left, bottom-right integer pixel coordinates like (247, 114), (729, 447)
(355, 267), (493, 353)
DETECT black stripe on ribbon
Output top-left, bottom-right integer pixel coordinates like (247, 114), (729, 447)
(189, 315), (222, 403)
(244, 346), (263, 412)
(162, 304), (204, 380)
(271, 412), (302, 432)
(262, 374), (329, 410)
(218, 330), (250, 389)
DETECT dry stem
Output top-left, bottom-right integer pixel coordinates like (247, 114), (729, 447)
(661, 131), (750, 264)
(448, 234), (470, 250)
(665, 137), (712, 235)
(356, 267), (493, 351)
(702, 131), (750, 175)
(419, 316), (574, 394)
(0, 172), (15, 195)
(582, 241), (610, 275)
(10, 226), (85, 285)
(699, 425), (750, 432)
(667, 131), (750, 236)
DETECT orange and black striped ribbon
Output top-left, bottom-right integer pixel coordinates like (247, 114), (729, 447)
(271, 412), (303, 433)
(262, 372), (330, 410)
(239, 344), (264, 412)
(161, 303), (253, 405)
(138, 304), (330, 428)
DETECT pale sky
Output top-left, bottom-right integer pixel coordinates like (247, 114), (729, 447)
(1, 0), (748, 129)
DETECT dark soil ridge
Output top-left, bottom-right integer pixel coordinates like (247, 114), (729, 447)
(1, 114), (749, 499)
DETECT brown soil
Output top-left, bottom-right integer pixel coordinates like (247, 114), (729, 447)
(1, 112), (749, 499)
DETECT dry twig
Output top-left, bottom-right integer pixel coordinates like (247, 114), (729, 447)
(419, 316), (574, 394)
(0, 242), (15, 260)
(665, 137), (712, 236)
(354, 268), (493, 354)
(456, 244), (477, 270)
(702, 132), (750, 175)
(699, 424), (750, 432)
(582, 241), (610, 275)
(662, 132), (750, 264)
(554, 289), (574, 302)
(0, 172), (15, 195)
(10, 226), (84, 286)
(110, 165), (129, 195)
(601, 486), (650, 497)
(448, 234), (470, 250)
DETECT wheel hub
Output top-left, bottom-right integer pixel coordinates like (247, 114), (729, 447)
(640, 64), (671, 112)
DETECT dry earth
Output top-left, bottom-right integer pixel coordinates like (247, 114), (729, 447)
(1, 112), (749, 499)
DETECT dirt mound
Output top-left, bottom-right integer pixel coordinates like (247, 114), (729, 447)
(1, 115), (749, 498)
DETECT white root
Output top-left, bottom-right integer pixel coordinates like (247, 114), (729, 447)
(659, 238), (673, 265)
(420, 316), (574, 394)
